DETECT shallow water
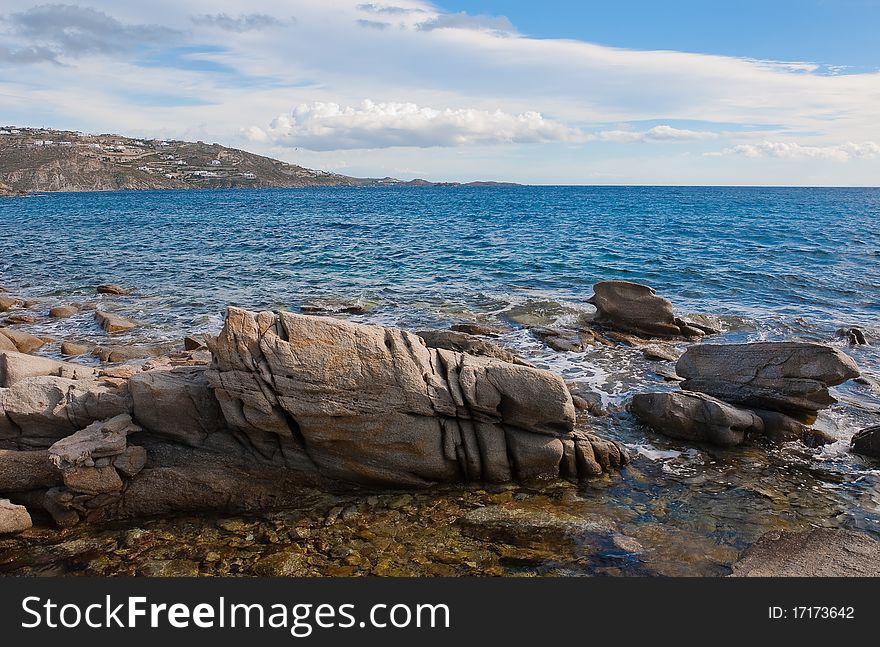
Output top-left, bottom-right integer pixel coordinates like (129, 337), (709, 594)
(1, 186), (879, 575)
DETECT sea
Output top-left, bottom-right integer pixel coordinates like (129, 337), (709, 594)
(2, 185), (879, 575)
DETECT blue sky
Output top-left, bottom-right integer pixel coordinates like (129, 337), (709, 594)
(0, 1), (878, 185)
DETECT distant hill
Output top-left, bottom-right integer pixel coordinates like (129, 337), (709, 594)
(0, 126), (517, 194)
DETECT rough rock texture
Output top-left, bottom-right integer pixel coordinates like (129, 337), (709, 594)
(449, 323), (506, 337)
(208, 307), (626, 486)
(588, 281), (699, 339)
(730, 529), (880, 577)
(676, 342), (860, 415)
(50, 305), (79, 318)
(851, 425), (880, 458)
(0, 296), (22, 312)
(0, 449), (61, 491)
(0, 328), (45, 353)
(95, 310), (136, 334)
(129, 367), (226, 446)
(631, 391), (763, 446)
(1, 351), (95, 387)
(61, 341), (90, 357)
(0, 332), (15, 352)
(416, 329), (530, 366)
(0, 499), (32, 534)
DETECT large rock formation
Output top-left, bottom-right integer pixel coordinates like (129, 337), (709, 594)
(675, 342), (860, 417)
(588, 281), (711, 339)
(208, 308), (626, 486)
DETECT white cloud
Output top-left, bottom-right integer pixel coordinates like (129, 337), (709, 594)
(707, 141), (880, 161)
(190, 13), (286, 32)
(416, 11), (515, 34)
(599, 125), (719, 143)
(247, 100), (586, 149)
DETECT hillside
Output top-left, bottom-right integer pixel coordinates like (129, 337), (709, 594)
(0, 126), (513, 194)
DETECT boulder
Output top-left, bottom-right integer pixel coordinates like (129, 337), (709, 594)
(1, 350), (95, 387)
(0, 332), (15, 352)
(130, 367), (226, 446)
(642, 344), (680, 362)
(416, 329), (530, 366)
(48, 414), (138, 469)
(631, 391), (764, 446)
(450, 323), (506, 337)
(837, 326), (867, 346)
(4, 313), (35, 325)
(92, 345), (159, 362)
(588, 281), (696, 339)
(530, 326), (600, 352)
(0, 499), (32, 534)
(0, 296), (22, 312)
(851, 425), (880, 459)
(96, 284), (130, 295)
(0, 449), (62, 491)
(95, 310), (136, 334)
(676, 342), (860, 415)
(0, 328), (45, 353)
(50, 305), (79, 318)
(61, 341), (91, 357)
(207, 307), (624, 487)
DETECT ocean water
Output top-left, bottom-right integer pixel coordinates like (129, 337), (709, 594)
(2, 186), (880, 574)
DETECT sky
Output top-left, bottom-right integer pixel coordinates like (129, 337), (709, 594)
(0, 1), (878, 185)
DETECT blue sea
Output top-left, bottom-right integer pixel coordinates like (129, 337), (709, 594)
(2, 186), (880, 558)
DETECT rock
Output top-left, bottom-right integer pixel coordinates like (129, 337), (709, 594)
(837, 326), (868, 346)
(130, 367), (226, 446)
(61, 341), (91, 357)
(1, 350), (95, 387)
(0, 499), (32, 534)
(416, 329), (530, 366)
(99, 365), (139, 379)
(530, 326), (598, 352)
(0, 328), (45, 353)
(752, 409), (812, 444)
(680, 314), (723, 335)
(450, 323), (506, 337)
(0, 296), (23, 312)
(300, 298), (369, 315)
(4, 313), (35, 325)
(95, 310), (136, 334)
(112, 445), (147, 478)
(642, 344), (680, 362)
(588, 281), (696, 339)
(184, 335), (206, 351)
(566, 386), (608, 416)
(43, 488), (81, 528)
(851, 425), (880, 458)
(0, 449), (62, 491)
(92, 345), (160, 363)
(676, 342), (860, 415)
(50, 305), (79, 318)
(96, 284), (130, 295)
(460, 504), (614, 546)
(48, 414), (138, 469)
(62, 465), (124, 495)
(730, 529), (880, 577)
(0, 332), (15, 352)
(207, 307), (622, 486)
(631, 391), (764, 446)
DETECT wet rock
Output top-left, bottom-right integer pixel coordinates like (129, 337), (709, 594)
(0, 328), (45, 354)
(96, 284), (130, 296)
(837, 326), (867, 346)
(140, 559), (200, 577)
(50, 305), (80, 318)
(676, 342), (860, 415)
(588, 281), (698, 339)
(0, 296), (23, 312)
(61, 341), (91, 357)
(731, 529), (880, 577)
(460, 504), (613, 546)
(3, 313), (35, 325)
(566, 386), (608, 416)
(254, 548), (307, 576)
(130, 367), (226, 446)
(851, 425), (880, 459)
(530, 326), (599, 352)
(753, 409), (812, 444)
(95, 310), (136, 334)
(631, 391), (763, 446)
(0, 499), (32, 534)
(416, 329), (529, 366)
(642, 344), (680, 362)
(300, 298), (370, 315)
(449, 323), (506, 337)
(1, 350), (96, 387)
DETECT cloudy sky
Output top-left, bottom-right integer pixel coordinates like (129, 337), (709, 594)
(1, 0), (878, 184)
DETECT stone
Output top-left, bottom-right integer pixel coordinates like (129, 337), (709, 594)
(530, 326), (598, 352)
(416, 329), (530, 366)
(207, 307), (622, 486)
(837, 326), (867, 346)
(588, 281), (693, 339)
(631, 391), (764, 446)
(0, 449), (62, 490)
(851, 425), (880, 458)
(0, 499), (32, 534)
(184, 335), (206, 351)
(642, 344), (680, 362)
(4, 313), (35, 325)
(0, 332), (15, 352)
(1, 350), (95, 387)
(92, 345), (159, 362)
(130, 367), (226, 446)
(61, 341), (91, 357)
(95, 310), (136, 334)
(50, 305), (79, 318)
(43, 488), (81, 528)
(112, 445), (147, 478)
(0, 328), (45, 353)
(676, 341), (860, 415)
(449, 323), (506, 337)
(96, 284), (130, 295)
(730, 529), (880, 577)
(0, 296), (23, 312)
(48, 414), (138, 469)
(62, 465), (124, 494)
(753, 409), (812, 444)
(300, 298), (369, 315)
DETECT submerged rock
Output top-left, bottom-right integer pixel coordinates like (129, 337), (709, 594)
(96, 284), (130, 296)
(95, 310), (136, 334)
(450, 323), (506, 337)
(676, 341), (860, 416)
(50, 305), (80, 318)
(851, 425), (880, 459)
(588, 281), (704, 339)
(837, 326), (868, 346)
(730, 528), (880, 577)
(631, 391), (763, 446)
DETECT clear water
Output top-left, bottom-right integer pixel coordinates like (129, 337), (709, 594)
(2, 186), (880, 574)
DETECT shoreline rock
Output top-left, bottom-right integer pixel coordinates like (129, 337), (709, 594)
(95, 310), (136, 334)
